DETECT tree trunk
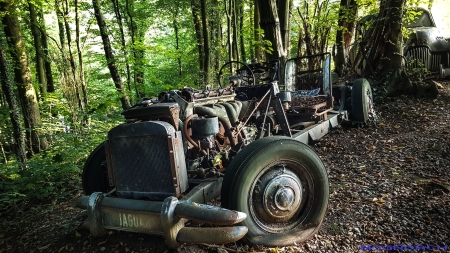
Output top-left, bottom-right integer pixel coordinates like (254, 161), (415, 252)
(93, 0), (131, 110)
(239, 2), (246, 63)
(232, 0), (239, 62)
(258, 0), (287, 84)
(55, 0), (76, 108)
(382, 0), (413, 96)
(39, 12), (55, 92)
(278, 0), (292, 57)
(257, 0), (286, 60)
(200, 0), (210, 85)
(190, 0), (204, 78)
(63, 0), (84, 110)
(254, 0), (263, 61)
(1, 0), (48, 154)
(211, 0), (221, 72)
(75, 0), (88, 107)
(55, 0), (65, 51)
(225, 0), (233, 66)
(112, 0), (132, 97)
(335, 0), (358, 77)
(0, 46), (27, 163)
(28, 1), (47, 96)
(173, 4), (182, 77)
(125, 0), (144, 97)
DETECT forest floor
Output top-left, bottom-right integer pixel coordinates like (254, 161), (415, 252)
(1, 81), (449, 253)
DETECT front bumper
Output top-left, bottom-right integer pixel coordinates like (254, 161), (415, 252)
(76, 179), (248, 249)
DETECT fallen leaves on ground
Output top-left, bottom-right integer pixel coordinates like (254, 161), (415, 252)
(0, 83), (449, 253)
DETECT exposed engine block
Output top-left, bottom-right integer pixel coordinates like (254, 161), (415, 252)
(110, 86), (263, 200)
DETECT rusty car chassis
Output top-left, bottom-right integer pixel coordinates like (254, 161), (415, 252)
(77, 53), (374, 248)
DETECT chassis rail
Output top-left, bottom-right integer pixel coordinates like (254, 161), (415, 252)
(292, 110), (347, 144)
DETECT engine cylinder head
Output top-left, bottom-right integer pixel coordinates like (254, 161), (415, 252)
(191, 116), (219, 138)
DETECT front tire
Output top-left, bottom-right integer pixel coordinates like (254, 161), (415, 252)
(221, 136), (329, 246)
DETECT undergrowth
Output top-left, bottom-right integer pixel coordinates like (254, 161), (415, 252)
(0, 113), (122, 211)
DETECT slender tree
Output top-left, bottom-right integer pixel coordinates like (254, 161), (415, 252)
(75, 0), (88, 107)
(172, 2), (182, 76)
(93, 0), (131, 110)
(125, 0), (145, 97)
(254, 0), (263, 61)
(225, 0), (234, 64)
(190, 0), (205, 76)
(63, 0), (84, 110)
(200, 0), (210, 85)
(111, 0), (132, 96)
(39, 12), (55, 92)
(238, 1), (246, 63)
(28, 0), (47, 96)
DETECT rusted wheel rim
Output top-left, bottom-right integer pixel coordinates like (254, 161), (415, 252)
(248, 159), (313, 233)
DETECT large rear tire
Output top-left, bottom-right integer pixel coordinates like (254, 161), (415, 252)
(82, 142), (110, 195)
(351, 78), (375, 123)
(221, 136), (329, 246)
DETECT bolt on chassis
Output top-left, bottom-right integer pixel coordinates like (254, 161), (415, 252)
(77, 53), (375, 248)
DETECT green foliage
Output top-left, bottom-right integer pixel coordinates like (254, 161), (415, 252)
(0, 111), (122, 211)
(0, 84), (122, 211)
(291, 0), (340, 56)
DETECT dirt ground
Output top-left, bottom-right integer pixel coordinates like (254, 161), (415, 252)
(1, 82), (449, 253)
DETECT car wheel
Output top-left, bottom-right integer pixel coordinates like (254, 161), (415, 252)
(351, 78), (375, 123)
(221, 136), (329, 246)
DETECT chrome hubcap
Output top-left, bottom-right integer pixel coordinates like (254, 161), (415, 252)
(250, 162), (309, 233)
(262, 174), (302, 220)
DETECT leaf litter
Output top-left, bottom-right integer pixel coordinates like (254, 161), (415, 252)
(0, 82), (449, 252)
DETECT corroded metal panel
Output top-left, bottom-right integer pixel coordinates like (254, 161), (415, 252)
(107, 121), (188, 200)
(102, 207), (164, 235)
(177, 226), (248, 244)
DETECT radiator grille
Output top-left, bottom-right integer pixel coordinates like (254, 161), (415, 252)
(406, 47), (441, 72)
(107, 121), (187, 200)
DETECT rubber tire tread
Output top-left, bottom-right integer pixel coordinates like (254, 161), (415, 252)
(221, 136), (329, 246)
(351, 78), (372, 123)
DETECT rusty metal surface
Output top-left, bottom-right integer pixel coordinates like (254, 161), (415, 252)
(284, 53), (332, 92)
(87, 193), (107, 237)
(177, 226), (248, 244)
(104, 141), (115, 187)
(167, 131), (189, 196)
(107, 121), (188, 200)
(171, 89), (236, 118)
(77, 191), (249, 248)
(292, 111), (345, 144)
(181, 179), (222, 204)
(174, 201), (246, 225)
(161, 197), (183, 249)
(101, 207), (164, 234)
(191, 116), (219, 138)
(121, 102), (181, 141)
(271, 96), (292, 137)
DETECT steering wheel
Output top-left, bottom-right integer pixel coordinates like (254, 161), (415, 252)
(218, 61), (256, 88)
